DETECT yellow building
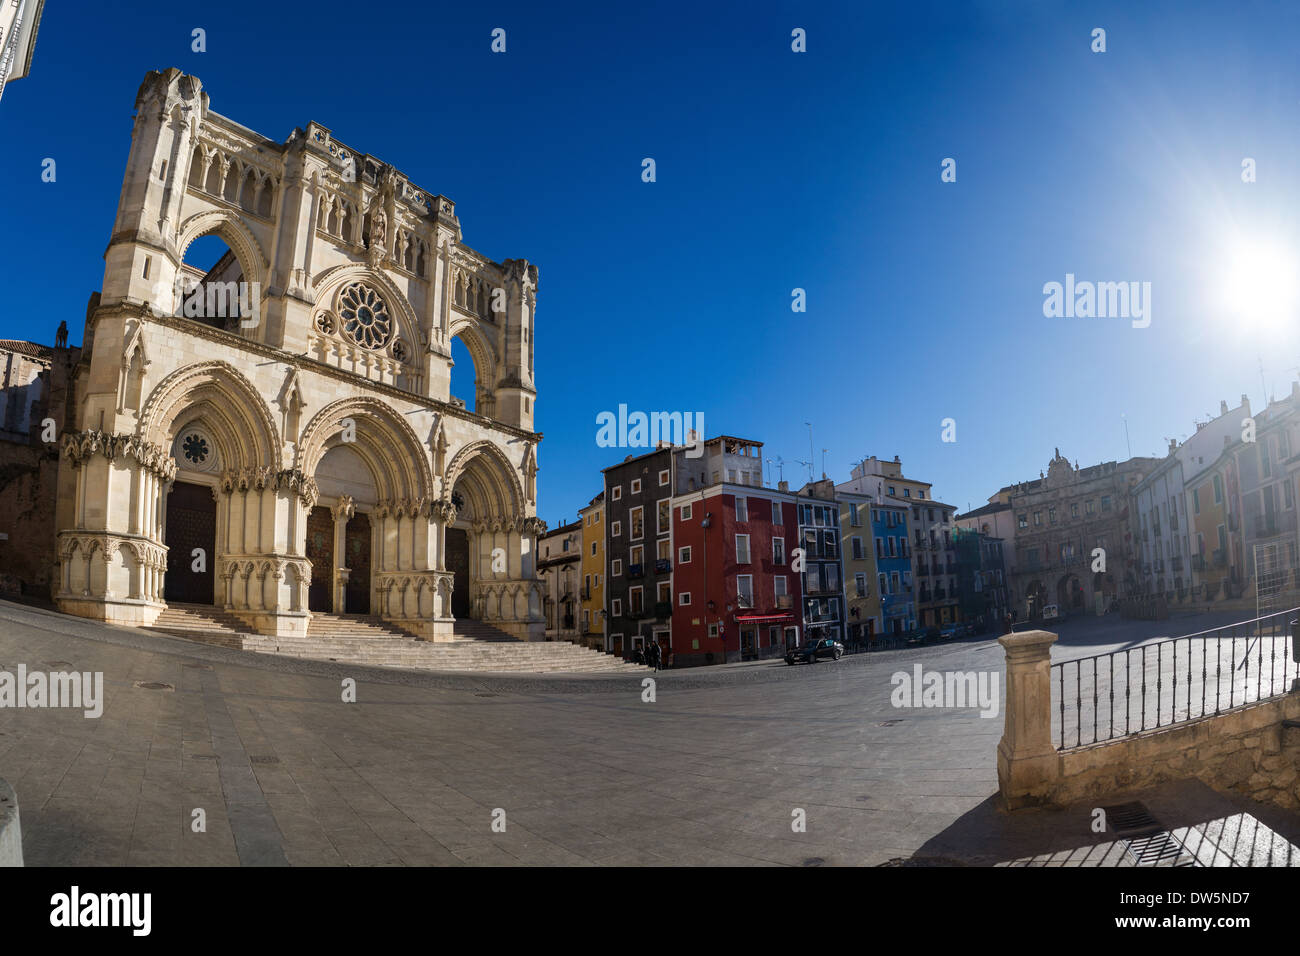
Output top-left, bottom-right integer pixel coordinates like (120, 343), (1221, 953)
(837, 490), (880, 646)
(578, 491), (605, 649)
(1186, 457), (1235, 599)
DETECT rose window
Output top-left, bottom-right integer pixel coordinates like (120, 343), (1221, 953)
(182, 434), (209, 464)
(338, 282), (392, 349)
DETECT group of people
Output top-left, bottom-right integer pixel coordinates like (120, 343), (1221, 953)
(631, 640), (664, 670)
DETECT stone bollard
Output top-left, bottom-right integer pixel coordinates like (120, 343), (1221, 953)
(0, 777), (22, 866)
(997, 629), (1060, 809)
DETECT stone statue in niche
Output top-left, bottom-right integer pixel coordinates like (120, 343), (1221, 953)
(369, 206), (387, 255)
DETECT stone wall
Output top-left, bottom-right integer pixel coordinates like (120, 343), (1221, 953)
(1053, 694), (1300, 811)
(0, 441), (60, 598)
(998, 628), (1300, 813)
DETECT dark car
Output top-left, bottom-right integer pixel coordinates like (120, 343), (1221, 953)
(785, 637), (844, 664)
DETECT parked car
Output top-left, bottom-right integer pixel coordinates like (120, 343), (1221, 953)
(1042, 604), (1064, 622)
(940, 623), (969, 640)
(785, 637), (844, 664)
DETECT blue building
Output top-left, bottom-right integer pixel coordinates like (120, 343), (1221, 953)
(872, 500), (915, 635)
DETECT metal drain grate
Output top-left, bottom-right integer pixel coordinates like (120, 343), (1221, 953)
(1102, 801), (1159, 834)
(249, 755), (280, 765)
(1100, 801), (1199, 867)
(875, 719), (904, 727)
(1126, 832), (1196, 866)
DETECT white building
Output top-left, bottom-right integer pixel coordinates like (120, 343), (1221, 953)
(0, 0), (44, 101)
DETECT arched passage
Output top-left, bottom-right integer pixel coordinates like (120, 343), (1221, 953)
(449, 320), (497, 418)
(297, 398), (434, 616)
(444, 440), (539, 632)
(174, 210), (268, 341)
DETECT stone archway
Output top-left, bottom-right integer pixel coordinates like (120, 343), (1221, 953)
(143, 362), (309, 633)
(296, 397), (450, 635)
(444, 440), (544, 640)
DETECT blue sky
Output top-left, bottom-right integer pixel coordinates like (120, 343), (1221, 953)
(5, 1), (1300, 522)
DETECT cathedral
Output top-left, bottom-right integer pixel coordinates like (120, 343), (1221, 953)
(45, 68), (545, 641)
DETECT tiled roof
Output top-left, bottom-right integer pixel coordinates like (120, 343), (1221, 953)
(0, 339), (54, 361)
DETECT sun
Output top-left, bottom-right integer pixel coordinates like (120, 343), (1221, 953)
(1220, 238), (1300, 332)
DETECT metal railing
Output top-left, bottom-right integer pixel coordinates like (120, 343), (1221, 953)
(1051, 607), (1300, 750)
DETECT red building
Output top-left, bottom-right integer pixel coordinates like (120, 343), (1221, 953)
(670, 482), (803, 665)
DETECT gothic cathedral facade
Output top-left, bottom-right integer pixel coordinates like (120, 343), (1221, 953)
(54, 68), (546, 640)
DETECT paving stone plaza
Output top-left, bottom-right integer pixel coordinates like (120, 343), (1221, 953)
(3, 599), (1299, 866)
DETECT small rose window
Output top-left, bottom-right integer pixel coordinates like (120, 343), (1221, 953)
(338, 282), (392, 350)
(182, 434), (209, 464)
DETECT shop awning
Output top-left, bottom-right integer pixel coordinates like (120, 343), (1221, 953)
(735, 613), (793, 623)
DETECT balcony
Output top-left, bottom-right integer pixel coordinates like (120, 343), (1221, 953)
(917, 565), (930, 577)
(1213, 548), (1227, 567)
(1191, 554), (1205, 572)
(654, 558), (672, 573)
(775, 594), (792, 609)
(580, 587), (591, 600)
(1171, 557), (1183, 572)
(653, 601), (672, 619)
(1255, 516), (1279, 537)
(627, 563), (644, 579)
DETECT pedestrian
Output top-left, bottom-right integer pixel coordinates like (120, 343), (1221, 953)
(1002, 612), (1013, 635)
(649, 640), (661, 671)
(633, 645), (645, 665)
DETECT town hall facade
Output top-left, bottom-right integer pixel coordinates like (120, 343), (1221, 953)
(52, 68), (545, 640)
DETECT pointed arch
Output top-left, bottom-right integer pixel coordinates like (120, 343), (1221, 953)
(445, 439), (525, 517)
(296, 396), (433, 501)
(448, 316), (498, 387)
(177, 208), (269, 291)
(138, 360), (281, 472)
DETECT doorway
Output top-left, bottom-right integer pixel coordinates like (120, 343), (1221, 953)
(344, 512), (371, 614)
(306, 506), (334, 612)
(164, 481), (216, 604)
(446, 526), (470, 617)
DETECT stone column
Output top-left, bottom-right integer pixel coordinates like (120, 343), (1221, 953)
(331, 495), (354, 614)
(997, 629), (1061, 809)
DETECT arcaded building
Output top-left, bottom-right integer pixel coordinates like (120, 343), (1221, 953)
(52, 68), (545, 641)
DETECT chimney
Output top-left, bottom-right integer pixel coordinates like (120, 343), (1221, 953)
(1220, 399), (1229, 415)
(778, 480), (789, 492)
(1168, 438), (1177, 455)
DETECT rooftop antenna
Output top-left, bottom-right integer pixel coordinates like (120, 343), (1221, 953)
(1121, 413), (1132, 459)
(804, 422), (815, 481)
(821, 447), (828, 479)
(769, 455), (784, 484)
(796, 458), (812, 483)
(1260, 354), (1269, 406)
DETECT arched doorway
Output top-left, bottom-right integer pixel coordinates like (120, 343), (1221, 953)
(1058, 574), (1085, 610)
(164, 481), (216, 603)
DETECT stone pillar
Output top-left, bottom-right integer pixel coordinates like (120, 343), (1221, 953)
(331, 495), (354, 614)
(997, 629), (1061, 809)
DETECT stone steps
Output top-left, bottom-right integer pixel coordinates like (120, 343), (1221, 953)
(144, 602), (645, 673)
